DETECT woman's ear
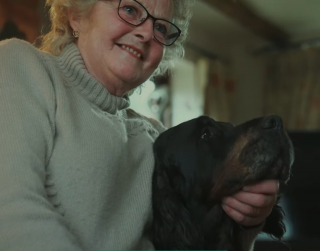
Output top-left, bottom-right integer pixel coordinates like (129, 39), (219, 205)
(68, 8), (81, 32)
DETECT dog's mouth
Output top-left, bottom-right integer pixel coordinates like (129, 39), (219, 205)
(248, 131), (294, 183)
(207, 116), (294, 203)
(210, 147), (292, 202)
(272, 149), (293, 184)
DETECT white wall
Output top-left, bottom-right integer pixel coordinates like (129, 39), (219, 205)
(170, 59), (209, 126)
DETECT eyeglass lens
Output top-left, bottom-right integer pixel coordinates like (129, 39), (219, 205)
(118, 0), (180, 46)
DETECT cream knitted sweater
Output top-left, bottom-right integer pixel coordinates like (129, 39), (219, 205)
(0, 39), (261, 250)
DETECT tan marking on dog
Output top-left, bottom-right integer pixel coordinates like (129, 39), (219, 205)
(208, 132), (255, 201)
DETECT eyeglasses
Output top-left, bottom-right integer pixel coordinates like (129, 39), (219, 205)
(117, 0), (181, 46)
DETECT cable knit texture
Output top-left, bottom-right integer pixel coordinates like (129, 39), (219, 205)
(0, 39), (261, 250)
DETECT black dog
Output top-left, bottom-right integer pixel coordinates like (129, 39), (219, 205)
(152, 115), (294, 250)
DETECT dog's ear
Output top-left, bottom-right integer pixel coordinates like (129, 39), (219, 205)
(155, 152), (193, 201)
(262, 204), (286, 239)
(152, 160), (203, 249)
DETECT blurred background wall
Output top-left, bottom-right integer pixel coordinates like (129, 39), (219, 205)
(1, 0), (320, 250)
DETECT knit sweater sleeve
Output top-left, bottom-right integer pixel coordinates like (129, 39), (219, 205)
(0, 39), (83, 251)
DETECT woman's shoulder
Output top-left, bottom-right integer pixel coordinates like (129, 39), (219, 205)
(0, 38), (56, 99)
(0, 38), (38, 55)
(0, 38), (56, 76)
(0, 38), (53, 65)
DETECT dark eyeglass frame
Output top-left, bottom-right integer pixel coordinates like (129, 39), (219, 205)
(117, 0), (181, 46)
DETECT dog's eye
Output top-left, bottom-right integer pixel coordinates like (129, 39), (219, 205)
(201, 128), (214, 140)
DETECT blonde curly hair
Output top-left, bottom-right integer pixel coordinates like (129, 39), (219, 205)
(39, 0), (193, 77)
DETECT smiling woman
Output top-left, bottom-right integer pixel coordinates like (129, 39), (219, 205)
(0, 0), (278, 250)
(0, 0), (193, 250)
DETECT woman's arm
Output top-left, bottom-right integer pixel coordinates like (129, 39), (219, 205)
(0, 39), (83, 251)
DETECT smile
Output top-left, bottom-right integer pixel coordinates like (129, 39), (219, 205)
(121, 45), (142, 59)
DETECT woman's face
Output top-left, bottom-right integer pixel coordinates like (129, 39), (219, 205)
(69, 0), (173, 96)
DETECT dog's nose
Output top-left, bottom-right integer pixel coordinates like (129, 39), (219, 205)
(260, 115), (283, 130)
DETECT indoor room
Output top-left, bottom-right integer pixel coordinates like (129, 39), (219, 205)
(0, 0), (319, 250)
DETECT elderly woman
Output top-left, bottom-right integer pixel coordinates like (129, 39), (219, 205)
(0, 0), (278, 250)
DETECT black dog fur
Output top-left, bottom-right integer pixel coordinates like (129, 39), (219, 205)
(152, 115), (294, 250)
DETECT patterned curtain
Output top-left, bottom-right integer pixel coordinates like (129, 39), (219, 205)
(264, 48), (320, 130)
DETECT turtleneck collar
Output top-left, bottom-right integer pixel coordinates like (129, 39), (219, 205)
(55, 42), (130, 114)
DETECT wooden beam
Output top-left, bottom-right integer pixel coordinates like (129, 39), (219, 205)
(202, 0), (290, 46)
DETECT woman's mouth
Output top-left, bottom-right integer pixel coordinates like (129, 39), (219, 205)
(119, 44), (142, 59)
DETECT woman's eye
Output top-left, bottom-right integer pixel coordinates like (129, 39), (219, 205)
(155, 23), (168, 36)
(123, 5), (137, 16)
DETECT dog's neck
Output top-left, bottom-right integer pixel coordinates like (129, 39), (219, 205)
(201, 204), (245, 251)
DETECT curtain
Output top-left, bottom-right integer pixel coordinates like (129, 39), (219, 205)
(202, 59), (236, 123)
(264, 47), (320, 130)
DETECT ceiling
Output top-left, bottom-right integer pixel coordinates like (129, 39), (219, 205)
(188, 0), (320, 53)
(242, 0), (320, 41)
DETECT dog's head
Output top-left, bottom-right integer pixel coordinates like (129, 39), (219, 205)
(153, 115), (294, 239)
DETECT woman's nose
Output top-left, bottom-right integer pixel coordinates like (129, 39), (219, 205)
(134, 18), (154, 42)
